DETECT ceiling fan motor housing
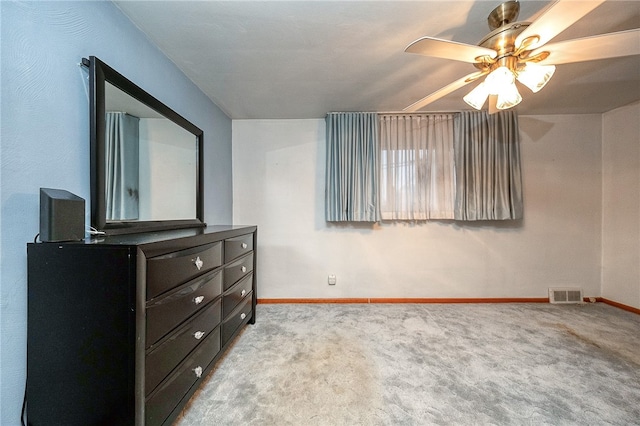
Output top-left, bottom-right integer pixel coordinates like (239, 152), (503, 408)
(476, 22), (530, 69)
(474, 1), (533, 73)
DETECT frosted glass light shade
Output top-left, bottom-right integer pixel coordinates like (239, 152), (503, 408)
(517, 63), (556, 93)
(496, 81), (522, 110)
(463, 82), (490, 110)
(485, 66), (515, 94)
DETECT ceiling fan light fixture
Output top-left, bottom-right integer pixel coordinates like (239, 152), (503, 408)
(404, 0), (635, 113)
(516, 63), (556, 93)
(463, 82), (490, 110)
(484, 66), (515, 94)
(496, 81), (522, 110)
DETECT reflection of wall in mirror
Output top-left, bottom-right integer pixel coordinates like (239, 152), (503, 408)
(139, 119), (197, 220)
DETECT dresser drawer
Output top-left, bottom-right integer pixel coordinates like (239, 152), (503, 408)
(223, 273), (253, 317)
(224, 252), (254, 291)
(145, 299), (221, 395)
(147, 242), (222, 299)
(224, 234), (253, 263)
(145, 329), (221, 426)
(146, 269), (222, 347)
(222, 296), (252, 346)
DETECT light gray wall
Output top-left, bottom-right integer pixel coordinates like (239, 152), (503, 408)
(0, 1), (232, 423)
(602, 102), (640, 309)
(138, 118), (198, 220)
(232, 115), (603, 300)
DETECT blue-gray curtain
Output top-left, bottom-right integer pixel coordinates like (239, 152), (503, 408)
(105, 112), (140, 220)
(325, 112), (381, 222)
(454, 110), (523, 220)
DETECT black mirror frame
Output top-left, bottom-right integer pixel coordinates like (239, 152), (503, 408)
(86, 56), (205, 235)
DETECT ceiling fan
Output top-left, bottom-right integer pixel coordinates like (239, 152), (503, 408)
(403, 0), (640, 112)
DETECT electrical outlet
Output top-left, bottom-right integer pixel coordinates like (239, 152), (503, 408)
(328, 275), (336, 285)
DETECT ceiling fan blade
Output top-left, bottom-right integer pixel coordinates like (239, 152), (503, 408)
(405, 36), (497, 63)
(515, 0), (607, 51)
(403, 71), (487, 112)
(488, 95), (498, 115)
(532, 29), (640, 65)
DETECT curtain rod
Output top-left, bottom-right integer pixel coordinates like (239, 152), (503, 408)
(327, 111), (463, 115)
(377, 111), (461, 115)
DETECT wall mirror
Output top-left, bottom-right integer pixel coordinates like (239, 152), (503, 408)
(86, 56), (205, 235)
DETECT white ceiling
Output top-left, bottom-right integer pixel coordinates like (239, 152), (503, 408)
(113, 0), (640, 119)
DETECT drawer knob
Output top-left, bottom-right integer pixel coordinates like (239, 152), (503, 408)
(193, 366), (203, 378)
(241, 242), (248, 249)
(241, 266), (247, 273)
(193, 256), (204, 271)
(194, 331), (205, 340)
(240, 313), (247, 320)
(194, 295), (205, 305)
(241, 289), (246, 297)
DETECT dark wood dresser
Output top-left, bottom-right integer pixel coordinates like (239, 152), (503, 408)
(26, 225), (257, 425)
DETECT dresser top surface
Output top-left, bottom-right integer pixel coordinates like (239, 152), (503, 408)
(97, 224), (253, 243)
(30, 224), (254, 250)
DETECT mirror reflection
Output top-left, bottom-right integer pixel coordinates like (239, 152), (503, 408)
(104, 82), (197, 222)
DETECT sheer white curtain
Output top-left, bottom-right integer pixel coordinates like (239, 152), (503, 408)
(379, 114), (456, 220)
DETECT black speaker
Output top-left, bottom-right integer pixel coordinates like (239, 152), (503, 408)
(39, 188), (85, 242)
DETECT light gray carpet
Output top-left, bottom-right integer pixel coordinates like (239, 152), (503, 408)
(175, 303), (640, 425)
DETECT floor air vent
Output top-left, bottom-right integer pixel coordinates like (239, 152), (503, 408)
(549, 287), (583, 304)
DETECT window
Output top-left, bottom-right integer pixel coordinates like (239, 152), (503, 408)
(325, 111), (522, 223)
